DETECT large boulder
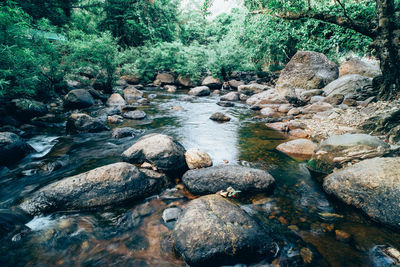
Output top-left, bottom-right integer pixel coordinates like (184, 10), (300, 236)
(182, 165), (275, 195)
(276, 139), (317, 160)
(177, 75), (194, 87)
(323, 74), (373, 100)
(201, 76), (222, 89)
(339, 58), (381, 78)
(323, 157), (400, 229)
(238, 84), (270, 96)
(228, 79), (245, 89)
(19, 162), (166, 215)
(155, 72), (175, 85)
(64, 89), (95, 109)
(106, 93), (127, 107)
(173, 194), (274, 266)
(184, 148), (213, 170)
(220, 92), (240, 102)
(246, 89), (287, 106)
(9, 99), (48, 121)
(66, 113), (109, 134)
(123, 86), (144, 103)
(0, 132), (32, 166)
(308, 133), (390, 174)
(122, 134), (187, 172)
(188, 86), (210, 97)
(276, 51), (338, 96)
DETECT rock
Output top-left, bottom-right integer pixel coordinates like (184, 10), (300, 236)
(276, 139), (317, 160)
(325, 94), (344, 105)
(287, 121), (307, 130)
(179, 96), (195, 102)
(188, 86), (210, 97)
(238, 84), (270, 96)
(19, 162), (166, 215)
(9, 99), (48, 121)
(173, 194), (274, 266)
(276, 51), (339, 96)
(64, 89), (95, 109)
(210, 112), (231, 122)
(300, 89), (324, 99)
(323, 157), (400, 229)
(302, 102), (333, 114)
(220, 92), (240, 101)
(123, 86), (144, 104)
(88, 88), (108, 102)
(121, 104), (138, 112)
(165, 85), (177, 93)
(228, 79), (245, 89)
(323, 74), (372, 100)
(123, 110), (147, 120)
(122, 134), (187, 172)
(217, 101), (235, 107)
(278, 104), (293, 113)
(0, 132), (32, 166)
(106, 93), (127, 107)
(260, 107), (280, 117)
(121, 75), (140, 85)
(289, 129), (310, 138)
(172, 106), (183, 111)
(246, 89), (287, 105)
(182, 165), (275, 195)
(112, 127), (139, 139)
(266, 122), (288, 132)
(342, 97), (358, 106)
(201, 76), (222, 89)
(240, 94), (249, 101)
(335, 230), (351, 242)
(212, 90), (221, 95)
(107, 115), (123, 124)
(287, 108), (302, 116)
(177, 75), (193, 87)
(339, 58), (381, 78)
(184, 148), (213, 170)
(162, 207), (182, 223)
(66, 113), (109, 134)
(310, 95), (326, 103)
(137, 98), (150, 105)
(308, 133), (390, 174)
(155, 72), (174, 85)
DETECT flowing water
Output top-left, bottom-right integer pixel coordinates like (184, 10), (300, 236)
(1, 89), (400, 267)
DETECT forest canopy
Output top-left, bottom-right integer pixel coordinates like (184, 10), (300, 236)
(0, 0), (392, 99)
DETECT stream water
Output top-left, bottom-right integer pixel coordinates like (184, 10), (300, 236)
(1, 88), (400, 267)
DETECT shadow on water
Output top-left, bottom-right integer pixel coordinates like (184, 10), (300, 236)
(1, 89), (400, 266)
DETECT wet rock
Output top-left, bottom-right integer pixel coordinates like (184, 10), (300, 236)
(112, 127), (139, 139)
(106, 93), (126, 107)
(165, 85), (177, 93)
(188, 86), (211, 97)
(64, 89), (95, 109)
(335, 230), (351, 242)
(325, 94), (344, 105)
(276, 139), (317, 160)
(302, 102), (333, 114)
(87, 88), (108, 102)
(201, 76), (222, 89)
(179, 96), (195, 102)
(123, 110), (147, 120)
(0, 132), (33, 166)
(246, 89), (287, 105)
(220, 92), (240, 101)
(266, 122), (288, 132)
(155, 72), (174, 85)
(238, 84), (270, 96)
(210, 112), (231, 122)
(239, 94), (249, 101)
(122, 134), (187, 172)
(184, 148), (213, 170)
(260, 107), (280, 117)
(323, 74), (372, 100)
(177, 75), (194, 87)
(137, 98), (150, 105)
(120, 104), (138, 112)
(276, 51), (338, 96)
(123, 86), (144, 103)
(66, 113), (109, 134)
(228, 79), (245, 89)
(19, 162), (166, 215)
(217, 101), (235, 107)
(107, 115), (123, 124)
(339, 58), (381, 78)
(173, 194), (274, 266)
(324, 157), (400, 229)
(182, 165), (275, 195)
(308, 133), (390, 174)
(9, 99), (48, 121)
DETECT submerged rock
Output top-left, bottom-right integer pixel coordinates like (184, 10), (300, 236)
(276, 139), (317, 160)
(210, 112), (231, 122)
(184, 148), (213, 170)
(173, 194), (274, 266)
(188, 86), (211, 96)
(0, 132), (33, 166)
(122, 134), (187, 172)
(112, 127), (139, 139)
(217, 101), (235, 107)
(308, 133), (390, 174)
(66, 113), (109, 134)
(123, 110), (147, 120)
(64, 89), (95, 109)
(323, 157), (400, 229)
(19, 162), (166, 215)
(182, 165), (275, 195)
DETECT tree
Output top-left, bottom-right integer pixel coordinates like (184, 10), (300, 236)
(206, 0), (399, 100)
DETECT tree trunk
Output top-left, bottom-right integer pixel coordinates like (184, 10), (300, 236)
(373, 0), (400, 100)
